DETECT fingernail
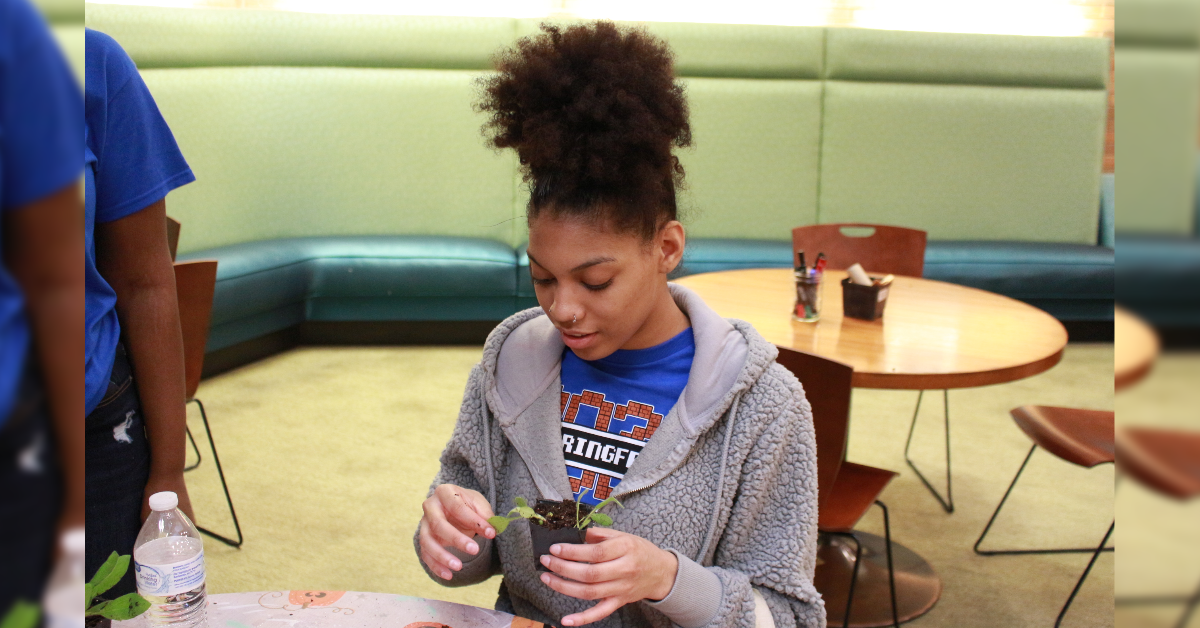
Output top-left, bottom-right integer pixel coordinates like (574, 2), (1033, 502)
(466, 541), (479, 555)
(563, 619), (575, 626)
(486, 528), (495, 539)
(550, 544), (561, 555)
(442, 570), (452, 580)
(449, 558), (462, 570)
(540, 573), (551, 584)
(540, 555), (551, 567)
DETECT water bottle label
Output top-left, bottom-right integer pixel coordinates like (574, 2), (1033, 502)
(134, 550), (205, 596)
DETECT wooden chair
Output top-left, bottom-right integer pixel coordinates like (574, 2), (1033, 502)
(775, 347), (899, 628)
(790, 223), (927, 278)
(1115, 427), (1200, 628)
(974, 406), (1114, 627)
(792, 223), (960, 514)
(176, 259), (243, 548)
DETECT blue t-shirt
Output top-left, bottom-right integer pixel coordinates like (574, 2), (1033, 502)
(559, 328), (695, 506)
(0, 0), (83, 425)
(85, 29), (195, 415)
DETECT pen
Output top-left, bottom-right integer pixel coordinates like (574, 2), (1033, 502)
(797, 251), (807, 275)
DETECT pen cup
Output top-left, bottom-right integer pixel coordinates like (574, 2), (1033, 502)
(793, 271), (822, 322)
(841, 276), (893, 321)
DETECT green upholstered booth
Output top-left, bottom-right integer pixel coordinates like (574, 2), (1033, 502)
(33, 0), (83, 80)
(84, 4), (1115, 357)
(1113, 0), (1200, 329)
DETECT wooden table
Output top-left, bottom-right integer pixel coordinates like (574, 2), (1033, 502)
(115, 591), (543, 628)
(676, 268), (1068, 389)
(1115, 306), (1159, 391)
(676, 268), (1070, 628)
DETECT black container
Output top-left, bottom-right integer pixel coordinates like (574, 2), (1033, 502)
(529, 499), (590, 571)
(841, 277), (891, 321)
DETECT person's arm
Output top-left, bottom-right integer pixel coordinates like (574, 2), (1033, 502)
(93, 197), (195, 523)
(3, 182), (86, 534)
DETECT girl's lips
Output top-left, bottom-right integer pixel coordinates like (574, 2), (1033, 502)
(560, 330), (597, 350)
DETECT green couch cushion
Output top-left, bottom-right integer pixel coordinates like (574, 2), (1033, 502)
(514, 19), (824, 79)
(85, 5), (514, 70)
(1114, 48), (1200, 235)
(140, 67), (518, 254)
(180, 236), (520, 350)
(824, 28), (1109, 89)
(818, 81), (1106, 243)
(1115, 0), (1200, 47)
(34, 0), (81, 24)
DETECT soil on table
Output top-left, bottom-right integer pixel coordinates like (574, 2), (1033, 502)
(534, 499), (591, 530)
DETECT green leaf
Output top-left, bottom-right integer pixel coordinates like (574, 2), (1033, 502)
(0, 600), (40, 628)
(85, 601), (109, 617)
(90, 553), (130, 599)
(514, 497), (530, 509)
(588, 513), (613, 526)
(85, 582), (96, 609)
(591, 497), (625, 513)
(100, 593), (150, 621)
(487, 515), (511, 535)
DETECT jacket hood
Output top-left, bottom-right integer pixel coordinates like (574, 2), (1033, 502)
(478, 284), (780, 498)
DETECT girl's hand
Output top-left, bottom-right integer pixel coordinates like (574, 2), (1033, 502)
(539, 527), (679, 626)
(418, 484), (496, 581)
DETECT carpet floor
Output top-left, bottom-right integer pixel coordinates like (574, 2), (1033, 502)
(179, 343), (1134, 627)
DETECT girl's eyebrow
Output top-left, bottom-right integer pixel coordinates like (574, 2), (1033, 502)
(527, 252), (616, 273)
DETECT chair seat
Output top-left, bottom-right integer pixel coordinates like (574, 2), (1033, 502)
(819, 462), (898, 532)
(1117, 428), (1200, 500)
(1010, 406), (1114, 468)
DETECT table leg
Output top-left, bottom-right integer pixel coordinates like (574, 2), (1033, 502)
(904, 389), (954, 513)
(815, 532), (942, 628)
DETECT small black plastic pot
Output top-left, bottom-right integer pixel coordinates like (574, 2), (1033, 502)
(529, 522), (588, 572)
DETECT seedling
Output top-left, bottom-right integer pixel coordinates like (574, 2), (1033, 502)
(573, 496), (623, 529)
(0, 601), (39, 628)
(487, 497), (546, 534)
(86, 552), (151, 622)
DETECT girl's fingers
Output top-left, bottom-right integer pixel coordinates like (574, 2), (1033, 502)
(538, 570), (621, 601)
(541, 552), (627, 583)
(417, 522), (461, 580)
(431, 512), (481, 555)
(560, 597), (625, 627)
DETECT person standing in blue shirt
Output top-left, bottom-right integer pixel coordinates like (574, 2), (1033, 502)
(86, 28), (197, 597)
(0, 0), (85, 616)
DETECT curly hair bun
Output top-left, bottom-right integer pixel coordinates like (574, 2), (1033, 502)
(477, 20), (692, 238)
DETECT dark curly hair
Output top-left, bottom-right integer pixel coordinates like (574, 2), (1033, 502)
(476, 21), (692, 239)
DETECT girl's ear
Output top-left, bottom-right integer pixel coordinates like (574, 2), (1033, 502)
(657, 221), (685, 274)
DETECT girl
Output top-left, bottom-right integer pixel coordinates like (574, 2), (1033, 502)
(417, 21), (824, 628)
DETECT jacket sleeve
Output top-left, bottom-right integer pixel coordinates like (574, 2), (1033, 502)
(653, 366), (826, 628)
(413, 364), (502, 587)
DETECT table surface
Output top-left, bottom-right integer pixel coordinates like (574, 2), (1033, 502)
(115, 591), (543, 628)
(1115, 306), (1159, 391)
(676, 268), (1068, 390)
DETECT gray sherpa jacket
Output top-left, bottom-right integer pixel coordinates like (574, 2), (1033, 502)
(417, 284), (825, 628)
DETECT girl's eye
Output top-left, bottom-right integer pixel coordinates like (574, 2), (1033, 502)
(582, 280), (612, 291)
(531, 276), (554, 286)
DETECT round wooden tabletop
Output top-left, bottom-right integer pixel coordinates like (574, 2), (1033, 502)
(1115, 306), (1159, 391)
(676, 268), (1068, 390)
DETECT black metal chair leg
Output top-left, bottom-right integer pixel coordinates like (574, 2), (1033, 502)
(1055, 521), (1114, 627)
(904, 389), (954, 513)
(184, 425), (201, 472)
(874, 501), (899, 628)
(975, 445), (1115, 556)
(832, 532), (863, 628)
(189, 398), (244, 549)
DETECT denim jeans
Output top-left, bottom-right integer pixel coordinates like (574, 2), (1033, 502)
(85, 342), (150, 599)
(0, 357), (60, 617)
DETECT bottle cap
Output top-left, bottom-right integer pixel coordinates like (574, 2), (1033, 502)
(148, 491), (179, 512)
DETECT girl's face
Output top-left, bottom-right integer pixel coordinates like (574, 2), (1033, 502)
(527, 213), (686, 361)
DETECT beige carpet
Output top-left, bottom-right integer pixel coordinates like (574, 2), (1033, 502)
(180, 343), (1126, 627)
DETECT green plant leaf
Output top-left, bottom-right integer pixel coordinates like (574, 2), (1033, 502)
(100, 593), (151, 621)
(85, 601), (108, 617)
(90, 553), (131, 600)
(514, 497), (530, 509)
(591, 496), (625, 513)
(0, 600), (40, 628)
(588, 513), (613, 526)
(85, 582), (96, 609)
(487, 515), (511, 535)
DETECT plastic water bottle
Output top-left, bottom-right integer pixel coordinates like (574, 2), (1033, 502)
(133, 492), (207, 628)
(43, 528), (85, 628)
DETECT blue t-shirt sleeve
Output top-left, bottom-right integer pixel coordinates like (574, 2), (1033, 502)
(1, 0), (83, 211)
(88, 29), (194, 223)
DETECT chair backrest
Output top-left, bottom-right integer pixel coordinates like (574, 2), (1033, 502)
(791, 223), (927, 277)
(166, 216), (181, 261)
(775, 347), (854, 513)
(174, 260), (217, 400)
